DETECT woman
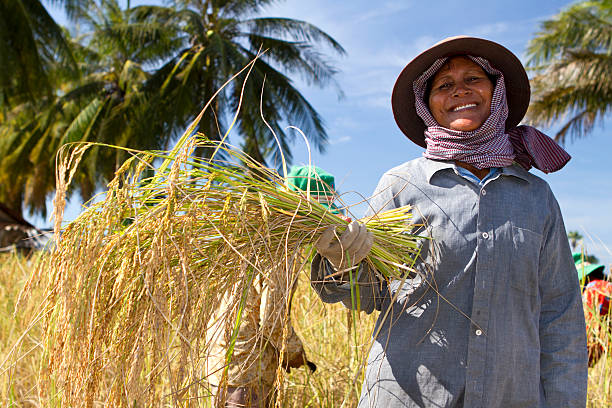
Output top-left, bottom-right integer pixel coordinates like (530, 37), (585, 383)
(312, 36), (588, 407)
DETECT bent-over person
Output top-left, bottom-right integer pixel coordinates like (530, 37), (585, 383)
(207, 165), (340, 407)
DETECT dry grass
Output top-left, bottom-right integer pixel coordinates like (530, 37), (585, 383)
(1, 253), (611, 407)
(586, 297), (612, 407)
(0, 253), (46, 407)
(5, 125), (420, 407)
(0, 251), (378, 407)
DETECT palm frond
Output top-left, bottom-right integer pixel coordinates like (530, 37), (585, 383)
(242, 17), (346, 55)
(527, 0), (612, 67)
(245, 34), (341, 89)
(61, 98), (107, 145)
(526, 0), (612, 140)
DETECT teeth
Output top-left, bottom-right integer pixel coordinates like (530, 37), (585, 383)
(453, 103), (476, 112)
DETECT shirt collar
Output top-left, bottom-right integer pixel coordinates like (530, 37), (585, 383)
(424, 159), (531, 184)
(424, 159), (456, 183)
(500, 163), (531, 183)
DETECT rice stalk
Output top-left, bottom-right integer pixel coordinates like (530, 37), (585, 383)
(24, 127), (424, 407)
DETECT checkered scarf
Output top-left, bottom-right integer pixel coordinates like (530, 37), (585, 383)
(413, 56), (570, 173)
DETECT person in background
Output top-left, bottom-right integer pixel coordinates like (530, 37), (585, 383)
(208, 165), (341, 407)
(311, 36), (588, 407)
(285, 165), (347, 217)
(575, 252), (611, 366)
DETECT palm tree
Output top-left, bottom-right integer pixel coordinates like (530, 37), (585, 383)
(0, 0), (86, 216)
(0, 0), (80, 108)
(0, 0), (182, 216)
(1, 0), (344, 217)
(567, 230), (583, 251)
(134, 0), (345, 165)
(525, 0), (612, 144)
(0, 0), (72, 215)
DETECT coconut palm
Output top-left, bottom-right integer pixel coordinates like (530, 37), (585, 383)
(568, 230), (584, 251)
(0, 0), (182, 216)
(0, 0), (83, 215)
(0, 0), (80, 108)
(525, 0), (612, 144)
(133, 0), (346, 165)
(1, 0), (344, 217)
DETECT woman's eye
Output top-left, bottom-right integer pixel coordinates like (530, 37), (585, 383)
(438, 82), (452, 89)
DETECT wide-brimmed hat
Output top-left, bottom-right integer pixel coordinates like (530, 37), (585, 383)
(573, 252), (606, 281)
(392, 36), (531, 148)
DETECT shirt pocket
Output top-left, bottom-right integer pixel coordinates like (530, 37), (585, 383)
(510, 224), (543, 297)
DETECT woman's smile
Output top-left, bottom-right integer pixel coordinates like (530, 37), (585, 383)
(451, 103), (477, 112)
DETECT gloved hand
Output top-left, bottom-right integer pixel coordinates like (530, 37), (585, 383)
(315, 221), (374, 271)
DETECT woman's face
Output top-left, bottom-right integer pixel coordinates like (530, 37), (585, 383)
(427, 56), (494, 131)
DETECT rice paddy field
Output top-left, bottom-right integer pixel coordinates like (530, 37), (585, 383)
(0, 250), (377, 407)
(0, 252), (610, 407)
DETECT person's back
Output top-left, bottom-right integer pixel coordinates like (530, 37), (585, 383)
(206, 260), (306, 407)
(207, 164), (338, 407)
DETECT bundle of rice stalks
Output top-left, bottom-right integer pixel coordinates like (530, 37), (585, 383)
(28, 116), (423, 406)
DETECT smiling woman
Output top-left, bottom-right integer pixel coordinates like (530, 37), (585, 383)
(308, 36), (589, 408)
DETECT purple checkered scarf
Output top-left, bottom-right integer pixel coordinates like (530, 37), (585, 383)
(413, 56), (570, 173)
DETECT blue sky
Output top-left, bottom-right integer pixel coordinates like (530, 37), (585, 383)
(41, 0), (612, 269)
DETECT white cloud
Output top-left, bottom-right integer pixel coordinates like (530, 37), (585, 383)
(331, 116), (362, 129)
(329, 135), (352, 145)
(353, 1), (414, 23)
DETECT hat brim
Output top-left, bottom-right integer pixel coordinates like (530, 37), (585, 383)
(391, 36), (530, 148)
(577, 263), (606, 281)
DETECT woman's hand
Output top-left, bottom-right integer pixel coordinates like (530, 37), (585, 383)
(315, 221), (374, 271)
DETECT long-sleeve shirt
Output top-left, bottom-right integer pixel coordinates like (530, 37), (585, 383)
(311, 157), (588, 408)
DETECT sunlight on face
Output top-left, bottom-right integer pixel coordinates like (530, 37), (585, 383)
(427, 56), (494, 131)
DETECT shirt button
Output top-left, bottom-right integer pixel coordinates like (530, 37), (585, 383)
(481, 189), (487, 196)
(475, 329), (483, 336)
(482, 232), (489, 239)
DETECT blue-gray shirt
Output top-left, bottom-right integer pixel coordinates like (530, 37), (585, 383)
(311, 158), (588, 408)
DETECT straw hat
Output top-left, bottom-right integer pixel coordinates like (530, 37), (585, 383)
(391, 36), (531, 147)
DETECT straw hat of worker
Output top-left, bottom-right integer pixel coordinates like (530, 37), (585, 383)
(391, 36), (530, 147)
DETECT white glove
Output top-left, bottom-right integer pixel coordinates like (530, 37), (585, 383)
(315, 221), (374, 271)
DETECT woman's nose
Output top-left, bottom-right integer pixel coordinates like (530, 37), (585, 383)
(452, 85), (471, 97)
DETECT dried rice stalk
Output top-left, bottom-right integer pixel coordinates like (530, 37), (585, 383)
(33, 78), (424, 405)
